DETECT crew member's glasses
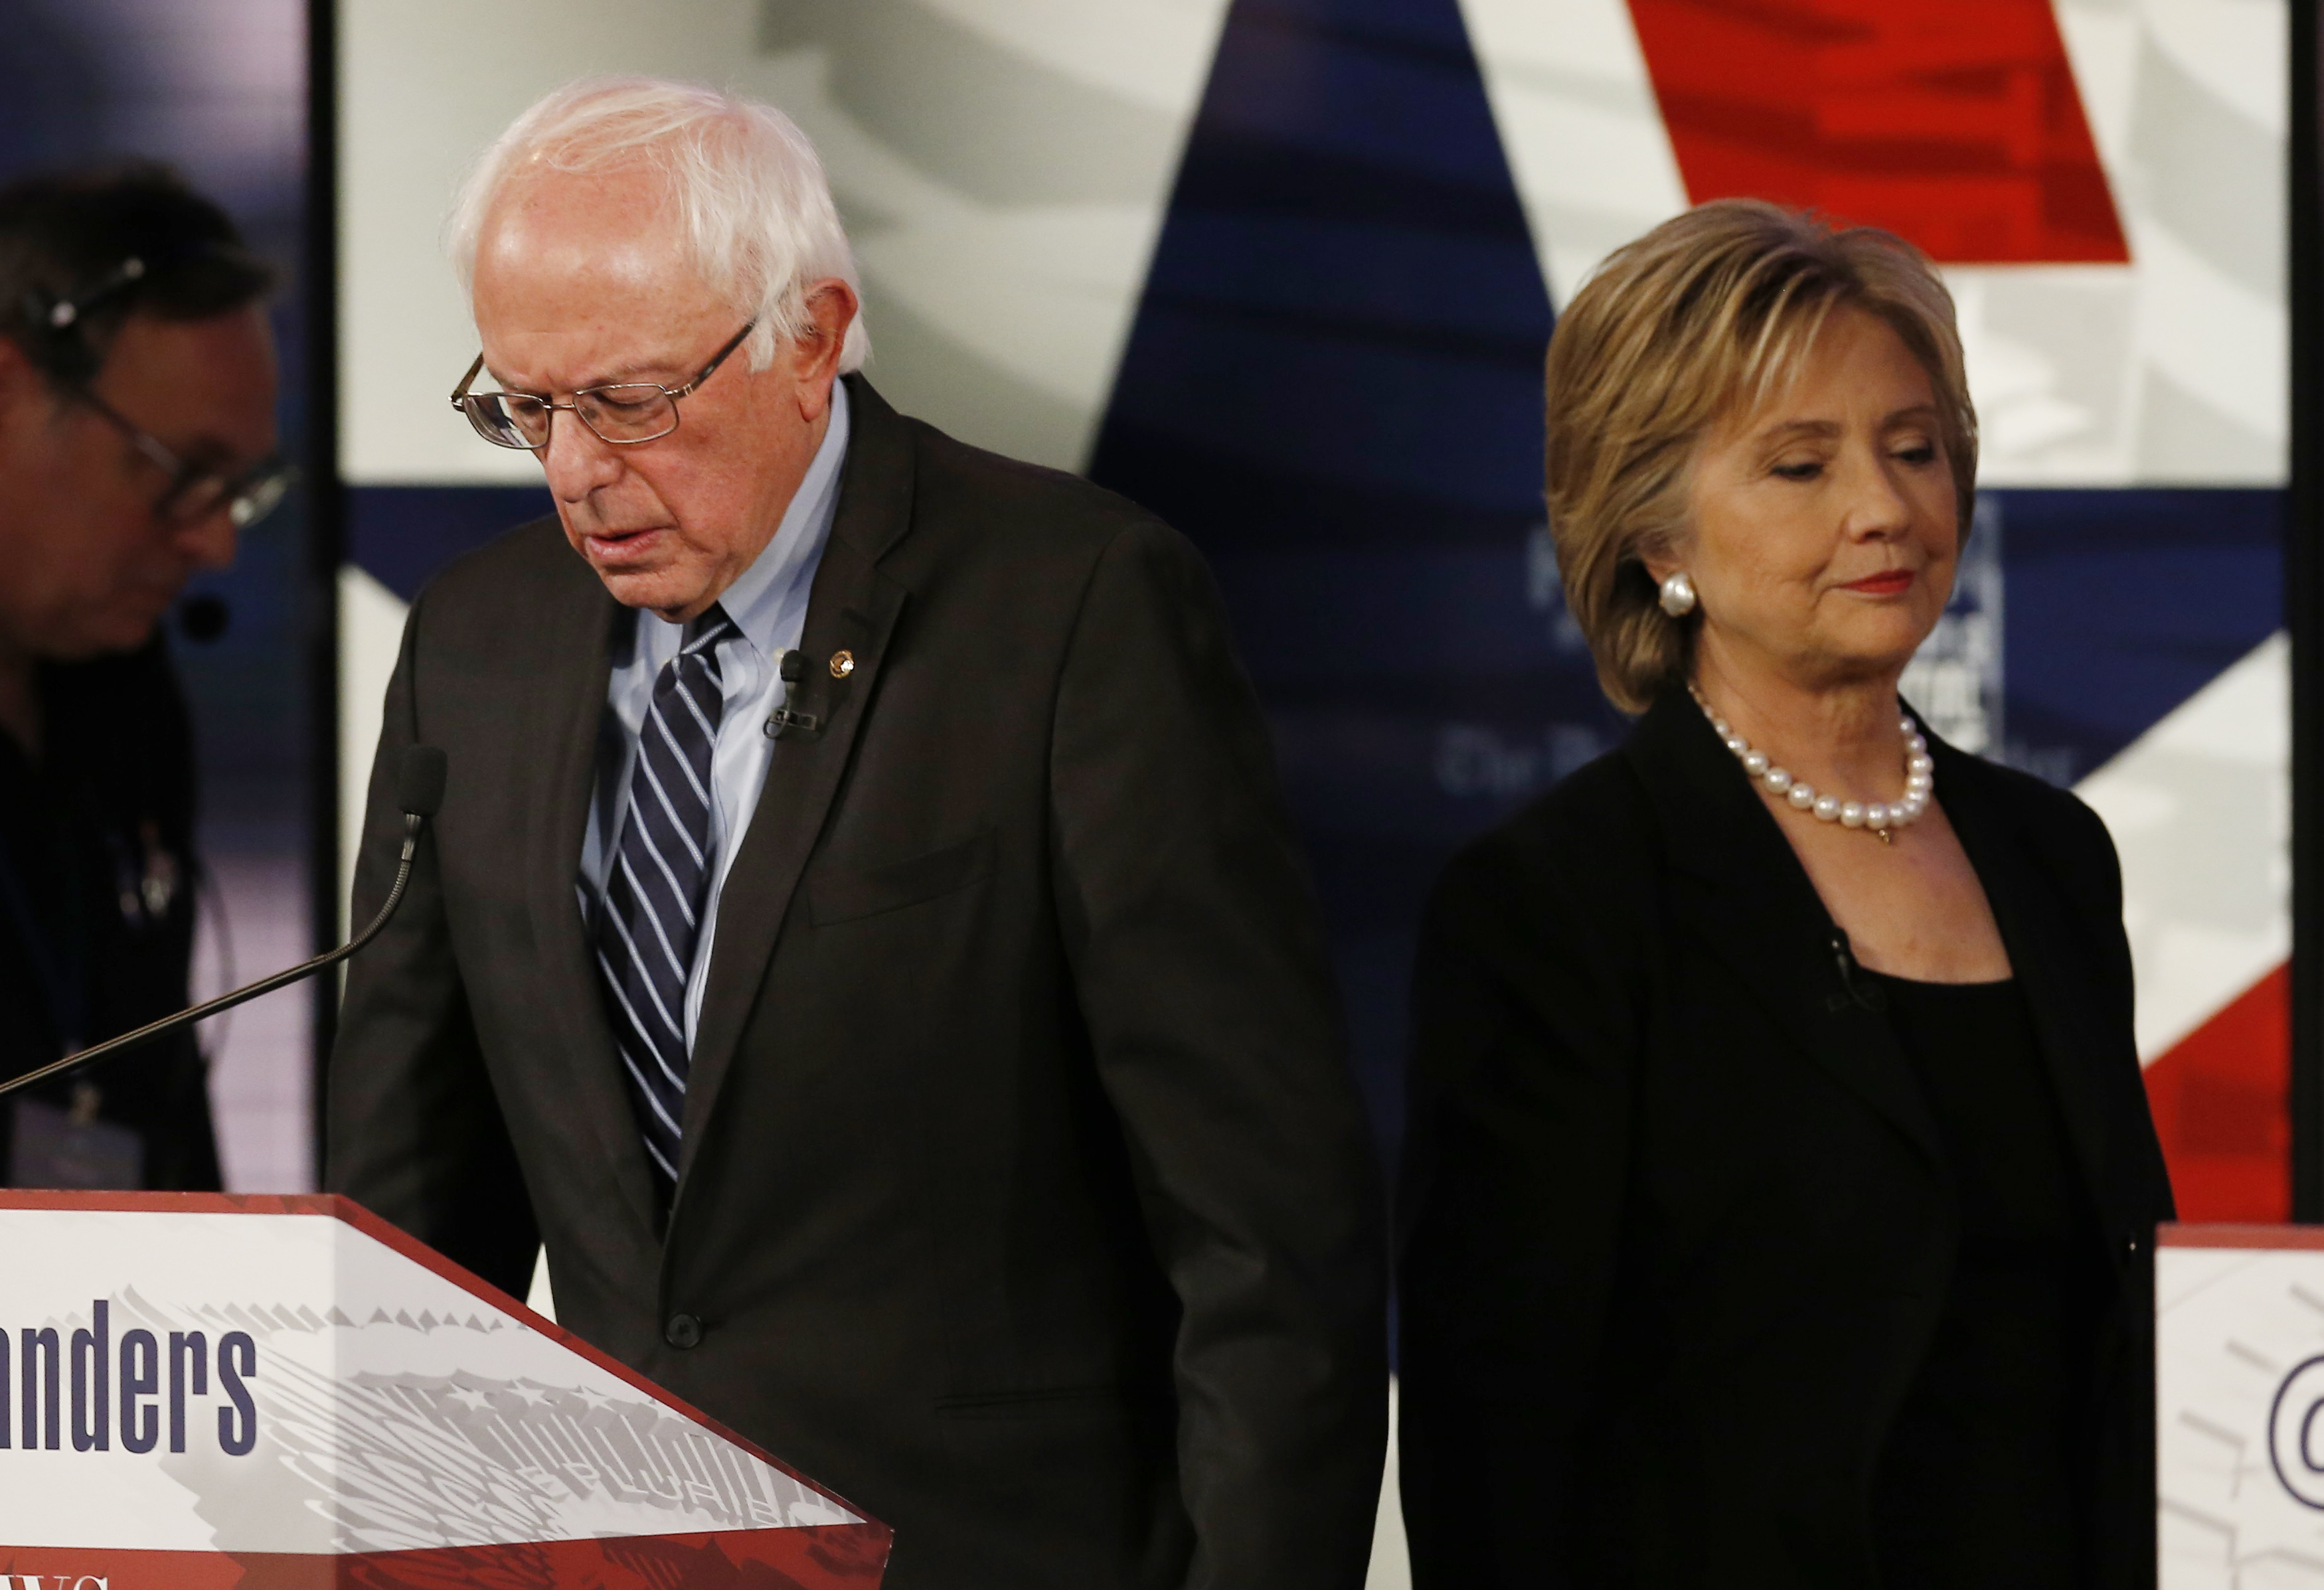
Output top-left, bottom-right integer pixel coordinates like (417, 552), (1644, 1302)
(75, 386), (295, 530)
(450, 321), (756, 451)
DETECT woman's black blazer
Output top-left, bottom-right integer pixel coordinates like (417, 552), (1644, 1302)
(1397, 689), (2175, 1588)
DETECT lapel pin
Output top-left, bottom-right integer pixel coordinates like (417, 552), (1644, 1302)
(829, 649), (855, 678)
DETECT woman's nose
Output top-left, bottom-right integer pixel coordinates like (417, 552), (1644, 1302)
(1841, 451), (1914, 538)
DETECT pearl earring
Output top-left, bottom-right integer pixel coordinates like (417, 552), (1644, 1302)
(1659, 570), (1697, 617)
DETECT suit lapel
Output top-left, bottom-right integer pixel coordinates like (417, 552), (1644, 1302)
(1627, 694), (1945, 1171)
(522, 548), (663, 1234)
(673, 378), (917, 1188)
(1934, 739), (2121, 1225)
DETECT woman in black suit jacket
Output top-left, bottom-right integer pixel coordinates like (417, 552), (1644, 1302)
(1398, 200), (2174, 1589)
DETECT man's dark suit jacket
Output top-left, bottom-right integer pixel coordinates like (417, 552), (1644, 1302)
(1397, 688), (2175, 1589)
(326, 376), (1387, 1590)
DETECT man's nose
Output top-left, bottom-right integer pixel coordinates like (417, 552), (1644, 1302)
(173, 502), (238, 572)
(540, 409), (623, 500)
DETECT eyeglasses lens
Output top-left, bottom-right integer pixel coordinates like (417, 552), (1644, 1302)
(463, 393), (552, 451)
(161, 463), (293, 530)
(229, 470), (291, 528)
(575, 386), (678, 443)
(458, 386), (681, 449)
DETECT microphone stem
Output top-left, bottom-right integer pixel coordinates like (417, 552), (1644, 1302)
(0, 813), (424, 1104)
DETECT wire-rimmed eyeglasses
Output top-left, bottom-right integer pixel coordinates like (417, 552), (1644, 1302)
(74, 385), (296, 530)
(450, 321), (757, 451)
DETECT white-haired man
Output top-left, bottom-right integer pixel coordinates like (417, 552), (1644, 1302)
(327, 77), (1386, 1589)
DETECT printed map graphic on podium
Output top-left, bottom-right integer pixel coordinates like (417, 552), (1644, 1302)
(0, 1193), (889, 1588)
(2156, 1226), (2324, 1582)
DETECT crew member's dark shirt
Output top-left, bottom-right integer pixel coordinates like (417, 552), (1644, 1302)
(0, 637), (218, 1190)
(1870, 972), (2110, 1590)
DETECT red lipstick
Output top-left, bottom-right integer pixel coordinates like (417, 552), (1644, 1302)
(1841, 570), (1913, 597)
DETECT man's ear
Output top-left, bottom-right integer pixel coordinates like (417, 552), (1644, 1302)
(789, 280), (859, 420)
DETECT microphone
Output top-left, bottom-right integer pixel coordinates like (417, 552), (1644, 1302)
(762, 649), (821, 736)
(178, 594), (231, 643)
(0, 745), (449, 1103)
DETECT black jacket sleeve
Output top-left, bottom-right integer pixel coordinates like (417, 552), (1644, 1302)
(1047, 516), (1388, 1590)
(324, 586), (539, 1297)
(1398, 811), (1646, 1588)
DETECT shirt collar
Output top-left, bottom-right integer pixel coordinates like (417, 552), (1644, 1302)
(629, 378), (851, 661)
(708, 378), (851, 659)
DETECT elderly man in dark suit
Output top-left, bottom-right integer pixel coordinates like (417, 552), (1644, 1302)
(325, 76), (1386, 1590)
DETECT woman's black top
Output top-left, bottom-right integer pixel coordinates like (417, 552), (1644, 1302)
(1396, 692), (2176, 1590)
(1867, 972), (2112, 1590)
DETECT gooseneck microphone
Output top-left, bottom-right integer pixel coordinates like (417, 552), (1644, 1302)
(0, 745), (449, 1104)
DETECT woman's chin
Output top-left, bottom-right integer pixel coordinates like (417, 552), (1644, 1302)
(1711, 621), (1933, 694)
(1777, 637), (1930, 692)
(1817, 616), (1940, 678)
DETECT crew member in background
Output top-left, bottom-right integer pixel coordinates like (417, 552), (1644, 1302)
(0, 163), (290, 1189)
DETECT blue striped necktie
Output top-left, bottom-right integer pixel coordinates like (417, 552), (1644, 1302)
(594, 603), (737, 1194)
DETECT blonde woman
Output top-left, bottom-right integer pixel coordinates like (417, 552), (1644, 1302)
(1396, 201), (2172, 1589)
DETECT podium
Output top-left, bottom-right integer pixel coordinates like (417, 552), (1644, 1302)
(0, 1192), (890, 1587)
(2157, 1223), (2324, 1585)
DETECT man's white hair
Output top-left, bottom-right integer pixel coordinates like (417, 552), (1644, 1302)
(448, 76), (868, 374)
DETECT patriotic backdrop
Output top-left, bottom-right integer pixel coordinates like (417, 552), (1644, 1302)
(337, 0), (2291, 1216)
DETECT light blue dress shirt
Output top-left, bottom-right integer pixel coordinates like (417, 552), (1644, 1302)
(579, 380), (851, 1050)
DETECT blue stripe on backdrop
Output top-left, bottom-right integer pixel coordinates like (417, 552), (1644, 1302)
(1086, 0), (1582, 1160)
(1993, 487), (2282, 782)
(347, 485), (554, 602)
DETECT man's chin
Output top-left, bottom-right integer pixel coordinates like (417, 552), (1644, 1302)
(50, 613), (164, 661)
(589, 564), (710, 621)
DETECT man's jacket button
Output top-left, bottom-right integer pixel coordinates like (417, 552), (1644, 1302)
(665, 1312), (704, 1349)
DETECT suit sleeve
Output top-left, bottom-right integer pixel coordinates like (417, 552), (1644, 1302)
(1046, 516), (1388, 1590)
(1397, 830), (1641, 1588)
(324, 586), (540, 1297)
(2072, 797), (2142, 1070)
(2040, 787), (2173, 1214)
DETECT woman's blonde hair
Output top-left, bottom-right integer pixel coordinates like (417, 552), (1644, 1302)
(1546, 199), (1975, 712)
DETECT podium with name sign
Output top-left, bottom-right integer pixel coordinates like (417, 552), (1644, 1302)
(2157, 1224), (2324, 1585)
(0, 1192), (890, 1588)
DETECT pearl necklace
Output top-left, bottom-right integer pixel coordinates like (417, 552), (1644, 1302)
(1688, 686), (1934, 845)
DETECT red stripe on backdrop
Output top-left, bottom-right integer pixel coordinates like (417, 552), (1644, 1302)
(2142, 964), (2291, 1222)
(1625, 0), (2129, 263)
